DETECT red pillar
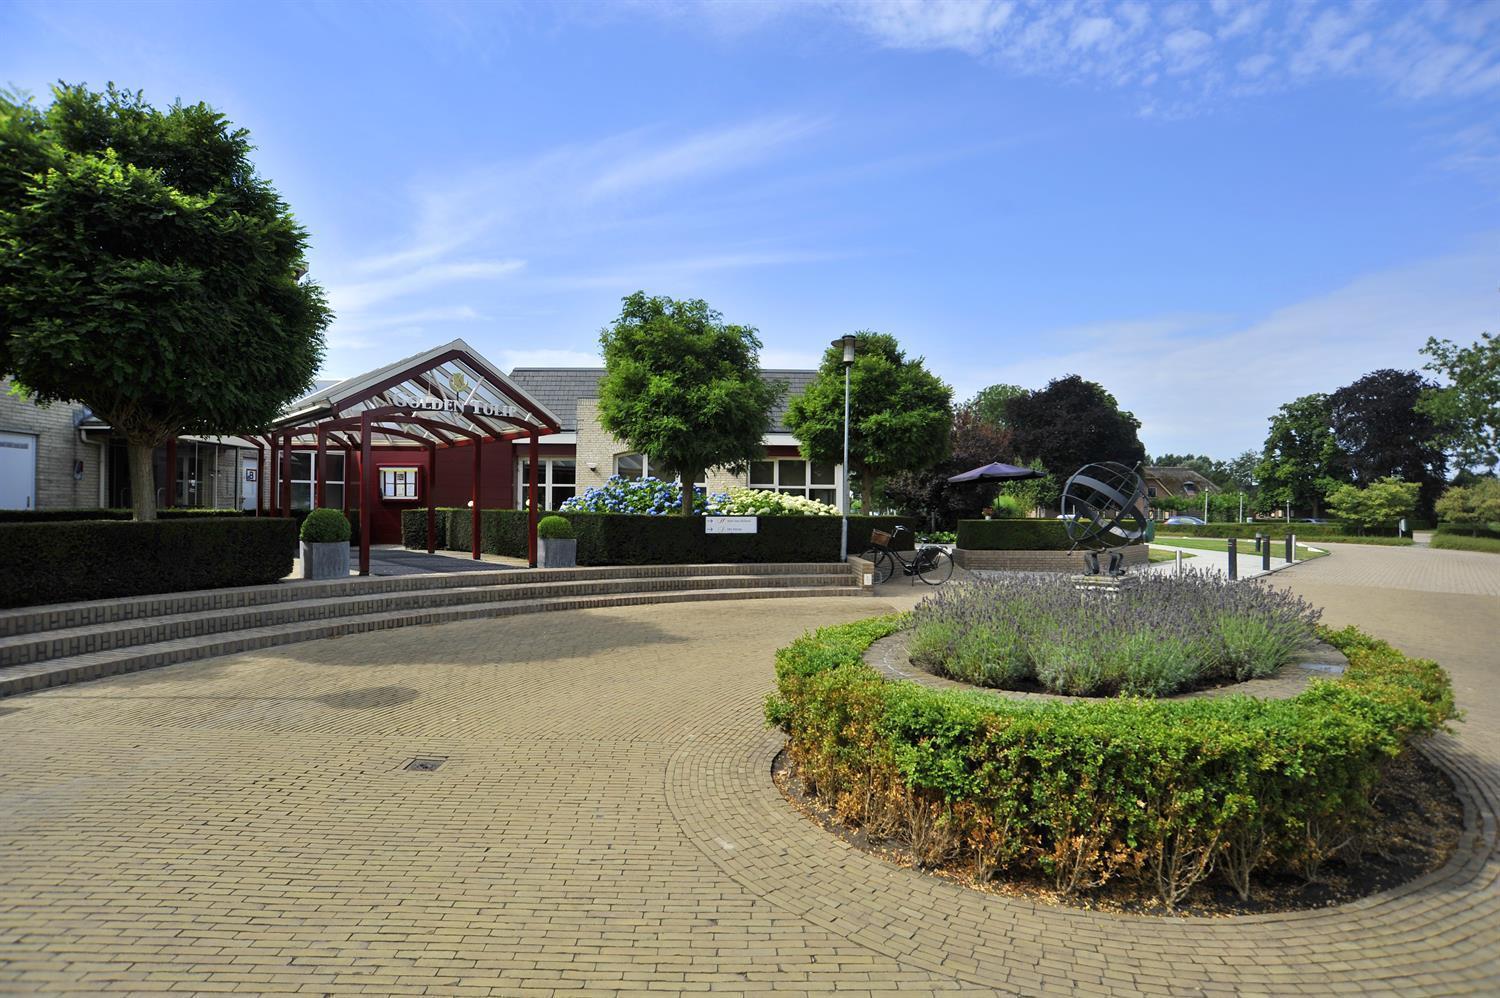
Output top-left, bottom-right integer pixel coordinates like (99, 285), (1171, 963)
(426, 442), (437, 555)
(471, 437), (482, 560)
(343, 444), (353, 516)
(254, 442), (265, 515)
(359, 414), (373, 576)
(269, 436), (279, 516)
(280, 432), (293, 517)
(527, 431), (539, 568)
(315, 427), (328, 510)
(164, 437), (177, 508)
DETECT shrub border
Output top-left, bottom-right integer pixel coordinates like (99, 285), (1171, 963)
(765, 616), (1457, 910)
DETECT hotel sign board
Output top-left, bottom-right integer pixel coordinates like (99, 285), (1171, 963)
(705, 516), (757, 534)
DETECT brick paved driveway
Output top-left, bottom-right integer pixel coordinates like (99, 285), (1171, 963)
(1, 543), (1497, 995)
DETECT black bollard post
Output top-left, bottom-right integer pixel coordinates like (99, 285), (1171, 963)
(1262, 538), (1271, 572)
(1227, 537), (1237, 580)
(1286, 533), (1295, 563)
(1254, 531), (1263, 553)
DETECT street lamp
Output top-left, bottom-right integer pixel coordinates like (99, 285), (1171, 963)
(834, 334), (857, 561)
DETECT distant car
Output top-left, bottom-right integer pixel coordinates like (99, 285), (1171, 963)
(1162, 516), (1206, 526)
(1295, 517), (1331, 524)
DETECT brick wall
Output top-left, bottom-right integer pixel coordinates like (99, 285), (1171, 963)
(0, 384), (104, 510)
(953, 545), (1150, 572)
(574, 398), (753, 495)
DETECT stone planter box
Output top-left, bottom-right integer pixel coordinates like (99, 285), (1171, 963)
(952, 545), (1149, 573)
(538, 537), (577, 569)
(300, 540), (351, 580)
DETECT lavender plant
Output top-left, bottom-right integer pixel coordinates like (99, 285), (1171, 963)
(908, 570), (1320, 696)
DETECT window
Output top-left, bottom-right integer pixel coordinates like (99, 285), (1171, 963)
(1182, 482), (1198, 497)
(1147, 486), (1157, 499)
(380, 466), (420, 501)
(615, 453), (648, 479)
(289, 450), (346, 510)
(613, 453), (704, 489)
(750, 459), (838, 507)
(519, 459), (577, 510)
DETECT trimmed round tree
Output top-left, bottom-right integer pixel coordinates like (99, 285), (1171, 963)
(785, 331), (953, 511)
(597, 293), (782, 516)
(0, 84), (329, 520)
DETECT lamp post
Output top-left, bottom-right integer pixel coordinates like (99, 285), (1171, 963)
(834, 334), (857, 561)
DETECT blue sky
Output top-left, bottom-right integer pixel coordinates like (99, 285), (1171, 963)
(3, 0), (1497, 458)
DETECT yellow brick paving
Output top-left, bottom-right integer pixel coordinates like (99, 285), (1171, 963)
(1, 543), (1498, 995)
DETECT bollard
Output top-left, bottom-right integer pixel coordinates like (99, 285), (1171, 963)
(1227, 537), (1237, 580)
(1262, 538), (1271, 572)
(1175, 550), (1182, 574)
(1285, 533), (1295, 564)
(1254, 531), (1264, 553)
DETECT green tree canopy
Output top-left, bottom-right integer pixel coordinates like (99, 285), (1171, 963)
(785, 331), (953, 511)
(0, 84), (329, 519)
(1003, 375), (1146, 501)
(1420, 330), (1499, 474)
(967, 383), (1025, 429)
(882, 402), (1015, 528)
(1328, 369), (1448, 518)
(597, 292), (782, 516)
(1253, 393), (1349, 517)
(1325, 477), (1420, 534)
(1434, 478), (1500, 536)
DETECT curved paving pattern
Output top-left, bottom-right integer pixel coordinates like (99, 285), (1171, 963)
(0, 542), (1496, 995)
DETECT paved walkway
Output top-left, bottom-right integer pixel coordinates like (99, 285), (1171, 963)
(0, 544), (1496, 994)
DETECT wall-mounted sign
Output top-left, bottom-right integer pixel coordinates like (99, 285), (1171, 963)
(705, 516), (757, 534)
(380, 466), (420, 501)
(244, 469), (257, 482)
(387, 384), (522, 420)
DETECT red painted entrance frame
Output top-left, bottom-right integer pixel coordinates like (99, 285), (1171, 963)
(266, 348), (560, 576)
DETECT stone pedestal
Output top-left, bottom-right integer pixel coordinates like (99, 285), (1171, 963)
(1071, 573), (1140, 599)
(301, 541), (351, 580)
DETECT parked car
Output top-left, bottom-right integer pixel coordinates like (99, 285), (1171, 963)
(1294, 517), (1331, 524)
(1162, 515), (1206, 526)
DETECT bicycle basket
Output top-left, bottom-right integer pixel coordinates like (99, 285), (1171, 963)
(869, 529), (893, 547)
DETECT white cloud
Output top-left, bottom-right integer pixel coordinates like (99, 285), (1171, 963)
(642, 1), (1500, 111)
(585, 115), (825, 198)
(325, 259), (526, 313)
(949, 242), (1500, 456)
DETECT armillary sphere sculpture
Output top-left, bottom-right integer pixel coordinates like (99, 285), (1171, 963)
(1061, 461), (1151, 576)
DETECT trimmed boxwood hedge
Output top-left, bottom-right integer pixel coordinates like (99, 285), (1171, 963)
(765, 615), (1456, 910)
(1, 518), (298, 608)
(402, 509), (918, 564)
(956, 518), (1079, 550)
(1149, 521), (1353, 539)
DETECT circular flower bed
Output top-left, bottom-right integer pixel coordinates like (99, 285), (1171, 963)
(766, 616), (1457, 911)
(909, 572), (1320, 697)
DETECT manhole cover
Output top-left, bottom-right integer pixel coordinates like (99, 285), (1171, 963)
(403, 757), (446, 772)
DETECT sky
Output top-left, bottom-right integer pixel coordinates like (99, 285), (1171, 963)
(2, 0), (1498, 458)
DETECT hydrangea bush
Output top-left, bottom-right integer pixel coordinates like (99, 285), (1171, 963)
(712, 488), (838, 516)
(908, 570), (1320, 697)
(559, 476), (725, 516)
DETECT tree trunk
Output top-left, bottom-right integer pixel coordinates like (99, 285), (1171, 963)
(860, 464), (875, 514)
(681, 468), (700, 517)
(128, 438), (158, 521)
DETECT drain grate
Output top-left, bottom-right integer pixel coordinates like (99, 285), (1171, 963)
(403, 757), (447, 772)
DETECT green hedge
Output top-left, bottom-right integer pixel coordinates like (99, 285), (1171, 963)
(1150, 522), (1354, 539)
(956, 518), (1089, 550)
(1, 518), (298, 608)
(402, 509), (918, 564)
(1431, 533), (1500, 554)
(766, 616), (1455, 910)
(1435, 522), (1500, 540)
(0, 507), (249, 523)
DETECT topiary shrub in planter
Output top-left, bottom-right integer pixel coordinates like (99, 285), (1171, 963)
(536, 514), (577, 568)
(299, 508), (352, 580)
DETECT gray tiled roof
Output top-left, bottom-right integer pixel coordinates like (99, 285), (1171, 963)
(508, 367), (817, 433)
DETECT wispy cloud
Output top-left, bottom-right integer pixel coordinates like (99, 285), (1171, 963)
(949, 241), (1500, 456)
(642, 1), (1500, 113)
(326, 259), (525, 313)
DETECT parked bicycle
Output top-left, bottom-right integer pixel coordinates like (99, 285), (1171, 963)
(860, 525), (954, 586)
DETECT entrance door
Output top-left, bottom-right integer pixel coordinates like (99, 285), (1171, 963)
(242, 454), (259, 511)
(0, 432), (37, 509)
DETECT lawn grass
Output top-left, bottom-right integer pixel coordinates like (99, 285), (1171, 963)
(1430, 532), (1500, 554)
(1153, 536), (1330, 560)
(1146, 548), (1195, 563)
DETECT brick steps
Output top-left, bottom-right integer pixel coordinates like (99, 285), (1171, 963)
(0, 564), (865, 698)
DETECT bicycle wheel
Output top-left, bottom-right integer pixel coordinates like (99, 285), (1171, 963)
(859, 547), (895, 585)
(916, 547), (954, 585)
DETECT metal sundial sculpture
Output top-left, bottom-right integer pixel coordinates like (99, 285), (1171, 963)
(1061, 461), (1151, 576)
